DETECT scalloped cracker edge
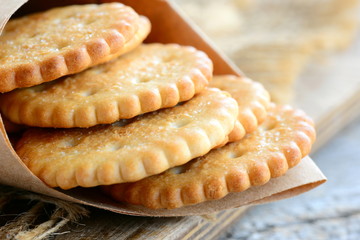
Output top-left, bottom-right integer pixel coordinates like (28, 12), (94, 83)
(103, 104), (316, 209)
(15, 88), (239, 189)
(0, 3), (142, 92)
(0, 43), (214, 128)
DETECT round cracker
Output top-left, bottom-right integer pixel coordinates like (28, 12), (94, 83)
(103, 104), (316, 209)
(211, 75), (270, 141)
(0, 3), (142, 92)
(0, 43), (212, 128)
(15, 88), (239, 190)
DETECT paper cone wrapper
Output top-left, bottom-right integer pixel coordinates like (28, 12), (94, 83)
(0, 0), (326, 217)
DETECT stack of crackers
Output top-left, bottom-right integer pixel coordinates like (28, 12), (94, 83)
(0, 3), (316, 210)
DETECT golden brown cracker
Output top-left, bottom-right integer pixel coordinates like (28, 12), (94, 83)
(0, 3), (143, 92)
(210, 75), (270, 135)
(104, 104), (316, 209)
(15, 88), (239, 190)
(0, 43), (212, 128)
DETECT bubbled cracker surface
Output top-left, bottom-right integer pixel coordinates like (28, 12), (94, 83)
(105, 104), (316, 209)
(0, 3), (138, 66)
(18, 44), (209, 102)
(0, 43), (212, 128)
(16, 88), (239, 189)
(210, 75), (270, 133)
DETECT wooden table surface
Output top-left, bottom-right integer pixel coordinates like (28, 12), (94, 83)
(219, 115), (360, 240)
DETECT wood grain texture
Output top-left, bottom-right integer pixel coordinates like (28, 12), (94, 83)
(54, 207), (247, 240)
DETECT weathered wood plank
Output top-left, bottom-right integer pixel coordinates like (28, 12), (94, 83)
(54, 208), (247, 240)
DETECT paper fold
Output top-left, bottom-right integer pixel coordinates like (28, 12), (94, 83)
(0, 0), (326, 217)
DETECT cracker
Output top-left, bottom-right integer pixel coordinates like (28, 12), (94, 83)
(0, 43), (212, 128)
(210, 75), (270, 138)
(103, 104), (316, 209)
(101, 16), (151, 62)
(0, 3), (142, 93)
(15, 88), (239, 190)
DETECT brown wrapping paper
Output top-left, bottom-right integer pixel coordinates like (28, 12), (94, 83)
(0, 0), (326, 217)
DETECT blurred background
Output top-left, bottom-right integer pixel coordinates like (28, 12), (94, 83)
(175, 0), (359, 103)
(174, 0), (360, 239)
